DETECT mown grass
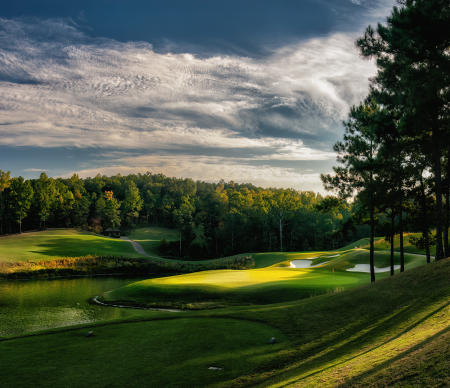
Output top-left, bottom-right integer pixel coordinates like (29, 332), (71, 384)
(1, 259), (448, 387)
(103, 267), (366, 308)
(128, 226), (179, 256)
(103, 247), (427, 309)
(0, 318), (286, 388)
(0, 229), (143, 262)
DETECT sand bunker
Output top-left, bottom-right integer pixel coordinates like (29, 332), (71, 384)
(290, 259), (329, 268)
(346, 264), (400, 273)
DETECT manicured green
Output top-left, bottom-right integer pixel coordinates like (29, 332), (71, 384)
(104, 266), (365, 308)
(0, 229), (144, 262)
(104, 246), (427, 308)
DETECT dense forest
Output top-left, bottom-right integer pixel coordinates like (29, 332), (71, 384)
(322, 0), (449, 281)
(0, 170), (371, 258)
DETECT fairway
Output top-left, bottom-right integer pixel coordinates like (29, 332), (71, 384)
(0, 229), (144, 262)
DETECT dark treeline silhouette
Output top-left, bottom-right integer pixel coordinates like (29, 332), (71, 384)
(0, 170), (373, 259)
(322, 0), (449, 281)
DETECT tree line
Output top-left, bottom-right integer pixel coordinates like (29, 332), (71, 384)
(322, 0), (449, 281)
(0, 170), (372, 259)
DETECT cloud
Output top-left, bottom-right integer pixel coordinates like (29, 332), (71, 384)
(23, 168), (47, 172)
(0, 17), (380, 191)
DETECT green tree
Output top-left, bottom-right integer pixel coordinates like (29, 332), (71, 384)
(34, 172), (57, 229)
(8, 177), (34, 233)
(102, 198), (121, 229)
(322, 98), (382, 282)
(0, 170), (11, 234)
(121, 181), (143, 227)
(357, 0), (450, 259)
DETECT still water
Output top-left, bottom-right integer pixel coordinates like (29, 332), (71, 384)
(0, 276), (147, 338)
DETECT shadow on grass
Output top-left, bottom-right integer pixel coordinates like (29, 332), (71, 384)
(28, 237), (134, 257)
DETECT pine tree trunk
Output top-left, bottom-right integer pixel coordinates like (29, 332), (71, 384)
(279, 217), (283, 252)
(0, 191), (3, 235)
(399, 200), (405, 272)
(432, 131), (444, 260)
(419, 175), (431, 263)
(369, 192), (375, 283)
(390, 210), (395, 276)
(444, 185), (449, 258)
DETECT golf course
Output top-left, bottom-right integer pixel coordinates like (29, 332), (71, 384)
(1, 227), (448, 387)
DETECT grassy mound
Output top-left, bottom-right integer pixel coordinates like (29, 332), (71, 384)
(103, 267), (365, 308)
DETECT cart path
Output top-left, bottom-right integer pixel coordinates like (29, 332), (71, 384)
(121, 236), (149, 257)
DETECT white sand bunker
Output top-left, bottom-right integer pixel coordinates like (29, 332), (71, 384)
(346, 264), (400, 273)
(290, 259), (329, 268)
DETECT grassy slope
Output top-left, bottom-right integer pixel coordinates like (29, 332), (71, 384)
(1, 259), (448, 387)
(0, 229), (144, 262)
(340, 232), (440, 256)
(128, 226), (179, 256)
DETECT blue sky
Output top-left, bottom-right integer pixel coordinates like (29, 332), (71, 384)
(0, 0), (394, 192)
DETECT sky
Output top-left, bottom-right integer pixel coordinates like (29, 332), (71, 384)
(0, 0), (395, 192)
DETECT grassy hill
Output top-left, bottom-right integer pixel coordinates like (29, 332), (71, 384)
(340, 232), (438, 256)
(1, 258), (448, 387)
(0, 229), (144, 262)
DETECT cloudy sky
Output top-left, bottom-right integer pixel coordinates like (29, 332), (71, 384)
(0, 0), (395, 192)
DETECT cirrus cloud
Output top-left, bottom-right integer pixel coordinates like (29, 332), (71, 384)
(0, 17), (378, 191)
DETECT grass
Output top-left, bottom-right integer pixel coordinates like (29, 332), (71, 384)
(0, 229), (144, 262)
(103, 267), (366, 308)
(102, 246), (427, 309)
(128, 226), (179, 256)
(341, 232), (442, 256)
(1, 258), (448, 387)
(0, 318), (286, 388)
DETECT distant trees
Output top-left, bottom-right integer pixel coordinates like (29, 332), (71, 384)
(0, 170), (367, 259)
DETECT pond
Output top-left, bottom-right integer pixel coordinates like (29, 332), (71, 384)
(0, 276), (148, 338)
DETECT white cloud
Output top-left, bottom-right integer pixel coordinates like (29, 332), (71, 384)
(0, 17), (381, 191)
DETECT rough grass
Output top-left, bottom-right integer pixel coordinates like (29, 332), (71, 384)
(0, 229), (143, 262)
(340, 232), (441, 256)
(1, 259), (448, 387)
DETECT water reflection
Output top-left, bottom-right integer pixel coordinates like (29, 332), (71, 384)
(0, 276), (146, 337)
